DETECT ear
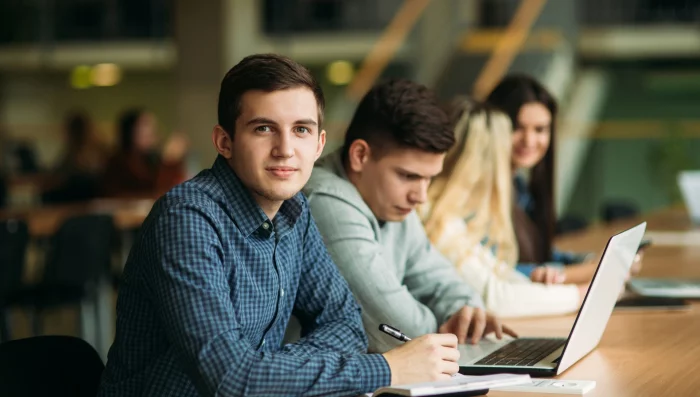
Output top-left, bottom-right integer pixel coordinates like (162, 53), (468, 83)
(212, 125), (233, 159)
(347, 139), (371, 173)
(315, 129), (327, 160)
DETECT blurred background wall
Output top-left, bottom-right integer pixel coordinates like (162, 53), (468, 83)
(1, 0), (699, 222)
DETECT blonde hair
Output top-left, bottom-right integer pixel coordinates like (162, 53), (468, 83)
(423, 98), (518, 266)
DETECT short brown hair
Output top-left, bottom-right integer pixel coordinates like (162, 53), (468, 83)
(217, 53), (325, 135)
(342, 78), (454, 163)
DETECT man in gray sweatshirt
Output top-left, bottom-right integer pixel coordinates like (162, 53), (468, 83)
(304, 79), (516, 353)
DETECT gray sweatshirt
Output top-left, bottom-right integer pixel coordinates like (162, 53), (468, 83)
(303, 149), (484, 353)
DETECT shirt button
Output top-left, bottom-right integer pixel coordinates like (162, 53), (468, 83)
(280, 288), (285, 297)
(262, 222), (270, 230)
(261, 339), (266, 347)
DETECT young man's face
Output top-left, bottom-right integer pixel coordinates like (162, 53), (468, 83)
(228, 87), (325, 208)
(354, 147), (445, 222)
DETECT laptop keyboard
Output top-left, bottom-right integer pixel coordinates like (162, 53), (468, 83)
(474, 338), (566, 367)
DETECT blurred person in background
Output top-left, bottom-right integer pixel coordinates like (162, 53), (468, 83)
(101, 108), (188, 198)
(0, 129), (6, 208)
(6, 142), (40, 175)
(41, 111), (106, 203)
(486, 75), (643, 286)
(421, 98), (588, 318)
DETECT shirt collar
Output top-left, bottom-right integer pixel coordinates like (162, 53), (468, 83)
(211, 155), (303, 238)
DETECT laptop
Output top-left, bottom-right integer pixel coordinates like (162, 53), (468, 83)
(678, 170), (700, 225)
(458, 222), (646, 377)
(628, 278), (700, 299)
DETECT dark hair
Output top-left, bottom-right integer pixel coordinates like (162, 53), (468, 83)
(118, 108), (146, 152)
(218, 54), (325, 136)
(486, 74), (557, 262)
(65, 111), (89, 149)
(342, 78), (454, 163)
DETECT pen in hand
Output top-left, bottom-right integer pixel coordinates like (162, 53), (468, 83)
(379, 323), (412, 342)
(380, 324), (467, 379)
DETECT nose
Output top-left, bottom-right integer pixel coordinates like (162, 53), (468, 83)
(272, 131), (294, 158)
(523, 129), (537, 148)
(408, 179), (429, 205)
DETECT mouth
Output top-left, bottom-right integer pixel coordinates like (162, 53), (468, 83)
(266, 166), (298, 178)
(395, 206), (413, 215)
(514, 148), (538, 156)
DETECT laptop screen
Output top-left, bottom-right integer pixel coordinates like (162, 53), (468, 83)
(556, 222), (647, 374)
(678, 171), (700, 225)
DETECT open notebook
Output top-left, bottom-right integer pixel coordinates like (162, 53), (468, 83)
(365, 373), (531, 397)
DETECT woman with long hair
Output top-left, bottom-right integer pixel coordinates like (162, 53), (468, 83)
(422, 98), (586, 317)
(486, 75), (642, 284)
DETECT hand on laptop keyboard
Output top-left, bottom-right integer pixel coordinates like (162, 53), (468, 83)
(439, 306), (518, 345)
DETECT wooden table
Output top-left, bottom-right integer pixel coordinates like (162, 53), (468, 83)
(0, 198), (153, 237)
(491, 208), (700, 397)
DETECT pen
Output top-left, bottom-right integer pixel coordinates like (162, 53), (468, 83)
(379, 323), (412, 342)
(380, 324), (467, 379)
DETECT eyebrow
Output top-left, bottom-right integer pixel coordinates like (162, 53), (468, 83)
(246, 117), (318, 126)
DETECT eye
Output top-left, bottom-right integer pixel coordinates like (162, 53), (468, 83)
(294, 126), (311, 134)
(255, 125), (272, 133)
(399, 172), (420, 181)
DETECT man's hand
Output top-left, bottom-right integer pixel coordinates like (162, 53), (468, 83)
(382, 334), (460, 385)
(531, 266), (566, 284)
(439, 306), (518, 345)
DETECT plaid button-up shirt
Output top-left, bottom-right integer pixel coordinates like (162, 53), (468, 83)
(98, 155), (390, 396)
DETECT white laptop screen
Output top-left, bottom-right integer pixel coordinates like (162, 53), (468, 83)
(678, 171), (700, 224)
(556, 222), (646, 374)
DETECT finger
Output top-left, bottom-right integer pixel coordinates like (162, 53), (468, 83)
(551, 269), (561, 284)
(435, 332), (458, 348)
(456, 308), (472, 345)
(435, 373), (452, 381)
(440, 345), (461, 362)
(470, 309), (487, 344)
(491, 316), (503, 339)
(502, 324), (518, 338)
(542, 269), (552, 284)
(440, 360), (460, 376)
(547, 269), (557, 284)
(438, 323), (449, 334)
(531, 268), (542, 282)
(555, 271), (567, 283)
